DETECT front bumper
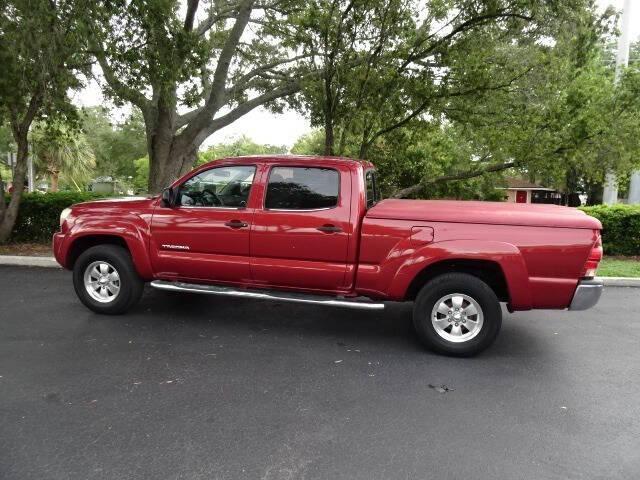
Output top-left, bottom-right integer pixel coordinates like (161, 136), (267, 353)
(52, 232), (67, 268)
(569, 278), (603, 311)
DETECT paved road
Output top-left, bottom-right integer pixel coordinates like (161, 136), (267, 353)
(1, 266), (639, 480)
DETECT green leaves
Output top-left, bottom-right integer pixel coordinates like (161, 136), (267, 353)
(31, 121), (96, 191)
(580, 205), (640, 255)
(4, 192), (110, 243)
(81, 107), (147, 180)
(288, 0), (640, 199)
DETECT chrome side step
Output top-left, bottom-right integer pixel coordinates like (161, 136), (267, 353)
(150, 280), (385, 310)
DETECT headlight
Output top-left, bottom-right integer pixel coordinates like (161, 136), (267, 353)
(60, 207), (72, 227)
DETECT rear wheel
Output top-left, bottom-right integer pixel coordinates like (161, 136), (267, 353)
(413, 273), (502, 356)
(73, 245), (144, 314)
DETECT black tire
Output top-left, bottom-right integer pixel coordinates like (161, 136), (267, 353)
(413, 273), (502, 357)
(72, 244), (144, 315)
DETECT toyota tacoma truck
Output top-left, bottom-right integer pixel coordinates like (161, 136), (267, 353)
(53, 156), (603, 356)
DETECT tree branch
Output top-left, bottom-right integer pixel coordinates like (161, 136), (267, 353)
(92, 44), (149, 110)
(408, 11), (534, 64)
(196, 2), (242, 36)
(178, 0), (254, 142)
(183, 0), (200, 32)
(391, 158), (517, 198)
(192, 81), (300, 146)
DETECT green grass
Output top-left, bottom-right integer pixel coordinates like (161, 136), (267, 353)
(598, 257), (640, 278)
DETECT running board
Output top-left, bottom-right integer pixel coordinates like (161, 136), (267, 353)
(150, 280), (385, 310)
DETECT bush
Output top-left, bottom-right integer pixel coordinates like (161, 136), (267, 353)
(580, 205), (640, 256)
(4, 192), (109, 244)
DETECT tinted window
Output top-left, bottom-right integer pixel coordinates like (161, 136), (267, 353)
(265, 167), (339, 210)
(179, 165), (255, 207)
(365, 170), (380, 208)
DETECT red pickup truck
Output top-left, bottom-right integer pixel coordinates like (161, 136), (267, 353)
(53, 156), (603, 356)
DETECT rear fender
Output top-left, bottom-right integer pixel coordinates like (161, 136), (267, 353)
(388, 240), (531, 309)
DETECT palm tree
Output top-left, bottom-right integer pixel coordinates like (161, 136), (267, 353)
(31, 123), (96, 191)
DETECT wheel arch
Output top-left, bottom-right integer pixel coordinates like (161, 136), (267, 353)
(63, 226), (154, 280)
(389, 240), (532, 310)
(67, 235), (129, 269)
(405, 259), (510, 302)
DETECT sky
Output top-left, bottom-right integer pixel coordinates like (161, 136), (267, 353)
(72, 0), (640, 150)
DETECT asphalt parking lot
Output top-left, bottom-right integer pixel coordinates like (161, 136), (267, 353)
(1, 266), (639, 480)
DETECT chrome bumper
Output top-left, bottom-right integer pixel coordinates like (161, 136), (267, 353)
(569, 278), (603, 311)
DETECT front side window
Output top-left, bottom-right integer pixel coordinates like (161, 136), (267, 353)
(265, 167), (339, 210)
(178, 165), (256, 208)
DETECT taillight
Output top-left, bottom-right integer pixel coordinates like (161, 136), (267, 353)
(581, 233), (603, 278)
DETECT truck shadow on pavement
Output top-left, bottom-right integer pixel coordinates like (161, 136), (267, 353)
(122, 287), (549, 361)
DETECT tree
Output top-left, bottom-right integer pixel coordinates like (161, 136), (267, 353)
(292, 1), (581, 157)
(89, 0), (306, 193)
(291, 129), (324, 155)
(81, 107), (147, 179)
(289, 0), (629, 199)
(132, 135), (287, 193)
(0, 0), (89, 242)
(31, 123), (96, 191)
(197, 135), (287, 165)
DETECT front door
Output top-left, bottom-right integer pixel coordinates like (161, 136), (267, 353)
(250, 164), (351, 292)
(150, 164), (256, 283)
(516, 190), (527, 203)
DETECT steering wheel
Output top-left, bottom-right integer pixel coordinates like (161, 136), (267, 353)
(202, 188), (223, 207)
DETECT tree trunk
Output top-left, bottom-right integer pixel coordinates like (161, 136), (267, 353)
(324, 117), (334, 156)
(323, 70), (335, 156)
(50, 171), (59, 192)
(0, 135), (29, 243)
(585, 181), (603, 205)
(147, 127), (199, 194)
(145, 90), (203, 194)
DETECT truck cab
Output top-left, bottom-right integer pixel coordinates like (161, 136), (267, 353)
(149, 156), (372, 294)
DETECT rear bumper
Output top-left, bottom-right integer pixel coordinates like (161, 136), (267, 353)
(569, 278), (603, 311)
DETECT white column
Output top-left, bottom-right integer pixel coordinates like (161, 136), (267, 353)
(629, 171), (640, 204)
(603, 173), (618, 205)
(27, 155), (35, 193)
(603, 0), (632, 205)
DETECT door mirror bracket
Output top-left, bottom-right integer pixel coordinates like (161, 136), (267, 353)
(161, 187), (175, 207)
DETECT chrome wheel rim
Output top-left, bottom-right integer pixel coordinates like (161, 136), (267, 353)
(431, 293), (484, 343)
(84, 261), (121, 303)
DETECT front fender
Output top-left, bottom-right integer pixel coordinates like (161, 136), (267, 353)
(386, 240), (532, 309)
(61, 218), (154, 280)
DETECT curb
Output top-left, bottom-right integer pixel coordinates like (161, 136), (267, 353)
(0, 255), (60, 268)
(1, 255), (640, 287)
(601, 277), (640, 287)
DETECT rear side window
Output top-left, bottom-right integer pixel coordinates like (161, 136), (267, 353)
(365, 170), (380, 208)
(265, 167), (339, 210)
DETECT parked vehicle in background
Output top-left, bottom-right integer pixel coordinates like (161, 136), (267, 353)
(53, 156), (603, 356)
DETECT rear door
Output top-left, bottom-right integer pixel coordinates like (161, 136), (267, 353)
(150, 164), (256, 283)
(250, 164), (352, 292)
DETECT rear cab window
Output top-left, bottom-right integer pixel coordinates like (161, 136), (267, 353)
(265, 166), (339, 210)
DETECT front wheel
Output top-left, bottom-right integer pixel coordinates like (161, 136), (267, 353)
(72, 245), (144, 315)
(413, 273), (502, 356)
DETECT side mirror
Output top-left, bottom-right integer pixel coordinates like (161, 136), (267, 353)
(161, 187), (175, 207)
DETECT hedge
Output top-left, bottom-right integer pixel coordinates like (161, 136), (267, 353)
(580, 205), (640, 256)
(3, 193), (639, 255)
(4, 192), (109, 244)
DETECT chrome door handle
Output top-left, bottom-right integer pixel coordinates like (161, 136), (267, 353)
(316, 224), (342, 233)
(225, 220), (248, 228)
